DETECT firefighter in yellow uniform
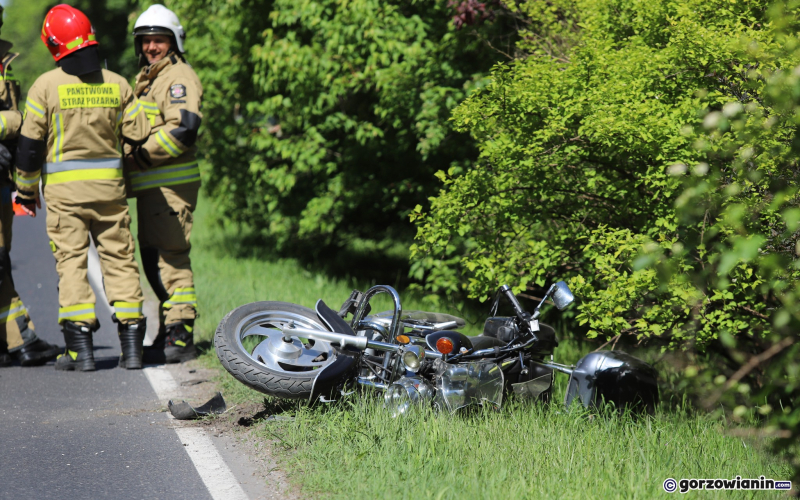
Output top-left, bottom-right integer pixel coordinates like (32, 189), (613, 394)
(15, 5), (151, 371)
(0, 6), (61, 367)
(126, 5), (202, 363)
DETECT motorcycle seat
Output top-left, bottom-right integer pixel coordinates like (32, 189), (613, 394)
(316, 299), (356, 336)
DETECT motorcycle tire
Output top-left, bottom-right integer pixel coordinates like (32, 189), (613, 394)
(215, 301), (335, 400)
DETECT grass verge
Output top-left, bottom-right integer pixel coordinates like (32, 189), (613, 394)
(171, 194), (793, 499)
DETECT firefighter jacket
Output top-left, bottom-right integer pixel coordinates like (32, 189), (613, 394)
(15, 67), (150, 205)
(0, 40), (23, 187)
(127, 54), (202, 194)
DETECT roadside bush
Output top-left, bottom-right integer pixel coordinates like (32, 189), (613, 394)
(411, 0), (795, 346)
(412, 0), (800, 480)
(159, 0), (515, 263)
(662, 5), (800, 478)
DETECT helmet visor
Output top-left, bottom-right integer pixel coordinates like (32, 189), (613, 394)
(133, 26), (174, 37)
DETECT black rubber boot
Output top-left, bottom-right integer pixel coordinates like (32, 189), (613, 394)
(54, 321), (96, 372)
(12, 338), (62, 366)
(118, 318), (147, 370)
(0, 345), (11, 367)
(142, 318), (168, 364)
(163, 320), (197, 363)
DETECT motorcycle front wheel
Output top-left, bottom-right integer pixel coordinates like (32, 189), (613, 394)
(215, 301), (339, 400)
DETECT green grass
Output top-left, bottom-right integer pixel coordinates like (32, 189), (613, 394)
(163, 194), (793, 499)
(261, 399), (792, 500)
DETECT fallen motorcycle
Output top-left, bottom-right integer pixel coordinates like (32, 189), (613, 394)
(214, 282), (659, 415)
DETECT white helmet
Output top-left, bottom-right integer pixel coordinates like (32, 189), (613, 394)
(133, 4), (186, 55)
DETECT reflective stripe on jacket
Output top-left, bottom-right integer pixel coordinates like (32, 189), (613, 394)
(14, 67), (150, 203)
(43, 158), (122, 185)
(129, 161), (199, 192)
(127, 55), (203, 193)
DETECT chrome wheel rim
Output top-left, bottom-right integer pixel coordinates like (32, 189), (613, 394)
(235, 310), (335, 375)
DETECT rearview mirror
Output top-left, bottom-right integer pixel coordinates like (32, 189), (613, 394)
(552, 281), (574, 310)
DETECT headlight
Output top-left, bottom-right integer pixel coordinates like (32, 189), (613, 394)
(384, 377), (435, 417)
(401, 345), (424, 372)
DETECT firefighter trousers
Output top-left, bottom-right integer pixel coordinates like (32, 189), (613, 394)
(0, 185), (36, 351)
(137, 183), (197, 325)
(45, 197), (143, 326)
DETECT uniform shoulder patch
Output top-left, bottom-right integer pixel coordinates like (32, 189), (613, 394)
(170, 84), (187, 99)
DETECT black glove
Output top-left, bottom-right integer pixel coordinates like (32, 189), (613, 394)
(14, 193), (36, 207)
(0, 142), (12, 176)
(129, 145), (151, 171)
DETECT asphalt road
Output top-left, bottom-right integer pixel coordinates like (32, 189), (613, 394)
(0, 208), (220, 500)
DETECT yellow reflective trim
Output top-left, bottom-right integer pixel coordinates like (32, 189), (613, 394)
(0, 299), (27, 323)
(59, 312), (95, 322)
(66, 37), (84, 50)
(115, 312), (142, 319)
(65, 312), (94, 319)
(113, 301), (143, 320)
(50, 241), (57, 253)
(52, 113), (64, 162)
(58, 303), (96, 323)
(127, 106), (143, 120)
(0, 115), (6, 140)
(155, 129), (181, 157)
(68, 350), (78, 361)
(164, 286), (198, 308)
(17, 174), (41, 187)
(4, 308), (27, 323)
(141, 102), (159, 127)
(135, 175), (201, 191)
(130, 163), (200, 191)
(88, 34), (96, 42)
(125, 100), (143, 119)
(25, 99), (45, 118)
(43, 167), (123, 185)
(58, 83), (121, 109)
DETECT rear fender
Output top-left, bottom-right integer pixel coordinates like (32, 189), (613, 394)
(308, 299), (361, 404)
(308, 346), (361, 404)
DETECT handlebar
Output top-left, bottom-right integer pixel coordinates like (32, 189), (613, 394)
(498, 285), (530, 321)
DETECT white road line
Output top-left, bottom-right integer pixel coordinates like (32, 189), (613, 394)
(142, 366), (250, 500)
(87, 246), (249, 500)
(174, 428), (251, 500)
(142, 365), (182, 401)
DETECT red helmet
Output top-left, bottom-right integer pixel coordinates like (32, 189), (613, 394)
(40, 4), (98, 61)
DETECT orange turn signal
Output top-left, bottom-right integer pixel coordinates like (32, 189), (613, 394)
(436, 337), (454, 355)
(396, 334), (410, 344)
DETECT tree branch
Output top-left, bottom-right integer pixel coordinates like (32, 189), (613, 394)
(704, 336), (796, 408)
